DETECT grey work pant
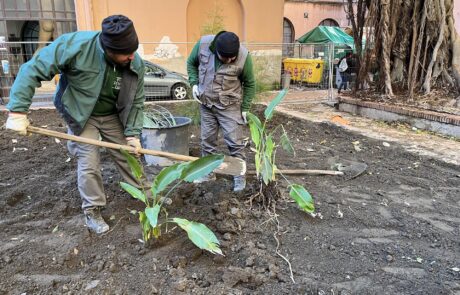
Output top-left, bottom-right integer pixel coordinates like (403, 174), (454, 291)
(67, 114), (144, 209)
(200, 104), (246, 160)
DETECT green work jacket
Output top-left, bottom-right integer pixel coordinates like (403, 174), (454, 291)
(7, 31), (145, 136)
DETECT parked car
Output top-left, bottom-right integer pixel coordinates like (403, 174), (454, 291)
(143, 60), (190, 100)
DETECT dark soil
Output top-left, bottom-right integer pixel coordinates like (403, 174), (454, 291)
(0, 105), (459, 295)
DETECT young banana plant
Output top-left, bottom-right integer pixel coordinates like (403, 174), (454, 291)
(247, 89), (315, 214)
(120, 150), (224, 255)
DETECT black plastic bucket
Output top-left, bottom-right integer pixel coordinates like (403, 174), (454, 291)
(141, 116), (192, 166)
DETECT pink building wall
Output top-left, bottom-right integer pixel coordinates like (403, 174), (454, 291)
(284, 1), (349, 40)
(455, 0), (460, 34)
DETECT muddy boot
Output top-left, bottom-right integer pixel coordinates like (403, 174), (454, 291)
(233, 175), (246, 192)
(193, 173), (216, 184)
(84, 207), (109, 234)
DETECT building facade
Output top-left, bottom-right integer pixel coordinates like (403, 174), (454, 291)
(0, 0), (285, 94)
(75, 0), (284, 57)
(284, 0), (350, 43)
(74, 0), (285, 80)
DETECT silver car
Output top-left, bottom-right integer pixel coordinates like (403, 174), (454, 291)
(143, 60), (190, 100)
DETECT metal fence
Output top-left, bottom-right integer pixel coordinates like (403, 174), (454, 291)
(0, 41), (353, 105)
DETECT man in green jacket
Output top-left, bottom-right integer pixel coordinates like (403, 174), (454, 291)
(5, 15), (145, 234)
(187, 31), (255, 192)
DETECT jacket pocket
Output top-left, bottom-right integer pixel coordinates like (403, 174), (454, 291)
(222, 75), (239, 91)
(218, 91), (241, 107)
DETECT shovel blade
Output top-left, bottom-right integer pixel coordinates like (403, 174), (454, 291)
(214, 156), (246, 176)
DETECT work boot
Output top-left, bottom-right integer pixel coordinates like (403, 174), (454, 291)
(193, 173), (216, 184)
(84, 207), (109, 234)
(233, 175), (246, 192)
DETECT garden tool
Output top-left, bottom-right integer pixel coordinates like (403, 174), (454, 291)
(246, 169), (343, 176)
(327, 156), (368, 180)
(26, 126), (246, 176)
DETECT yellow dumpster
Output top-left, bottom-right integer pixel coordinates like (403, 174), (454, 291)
(283, 58), (324, 83)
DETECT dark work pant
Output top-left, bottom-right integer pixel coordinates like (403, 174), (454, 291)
(200, 104), (246, 160)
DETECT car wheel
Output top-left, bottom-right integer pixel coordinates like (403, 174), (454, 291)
(171, 84), (188, 100)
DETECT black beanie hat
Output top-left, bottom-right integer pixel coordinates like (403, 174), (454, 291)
(215, 32), (240, 58)
(100, 15), (139, 54)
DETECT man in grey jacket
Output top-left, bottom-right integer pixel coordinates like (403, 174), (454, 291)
(5, 15), (145, 234)
(187, 31), (255, 192)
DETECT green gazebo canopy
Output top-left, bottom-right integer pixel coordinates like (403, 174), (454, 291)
(297, 26), (354, 47)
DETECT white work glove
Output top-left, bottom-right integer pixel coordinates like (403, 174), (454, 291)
(5, 112), (30, 135)
(126, 137), (142, 156)
(241, 111), (248, 124)
(192, 85), (201, 104)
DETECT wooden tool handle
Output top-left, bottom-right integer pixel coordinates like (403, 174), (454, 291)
(247, 169), (344, 176)
(27, 126), (199, 162)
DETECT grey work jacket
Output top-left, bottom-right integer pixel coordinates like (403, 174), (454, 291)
(197, 35), (248, 109)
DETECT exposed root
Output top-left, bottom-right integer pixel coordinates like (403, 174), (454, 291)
(101, 216), (126, 236)
(271, 212), (295, 284)
(247, 180), (295, 283)
(245, 180), (282, 213)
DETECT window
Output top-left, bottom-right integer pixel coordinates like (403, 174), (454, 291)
(283, 18), (295, 57)
(319, 19), (339, 27)
(145, 64), (163, 75)
(21, 21), (39, 61)
(0, 0), (76, 21)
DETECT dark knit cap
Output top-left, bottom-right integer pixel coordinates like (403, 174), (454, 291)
(215, 32), (240, 58)
(100, 15), (139, 54)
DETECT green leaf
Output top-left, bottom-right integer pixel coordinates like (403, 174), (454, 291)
(181, 154), (224, 182)
(120, 149), (144, 180)
(280, 128), (295, 155)
(264, 89), (288, 120)
(265, 135), (275, 160)
(145, 205), (161, 228)
(247, 112), (263, 149)
(120, 182), (146, 203)
(261, 155), (274, 185)
(289, 184), (315, 213)
(151, 163), (187, 197)
(172, 218), (223, 255)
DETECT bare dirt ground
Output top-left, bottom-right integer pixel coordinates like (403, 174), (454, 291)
(0, 99), (459, 294)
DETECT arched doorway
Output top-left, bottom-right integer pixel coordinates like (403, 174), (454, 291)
(319, 18), (339, 27)
(282, 17), (294, 57)
(21, 21), (39, 61)
(186, 0), (244, 54)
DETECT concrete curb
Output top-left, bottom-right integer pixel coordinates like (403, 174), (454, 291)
(337, 97), (460, 138)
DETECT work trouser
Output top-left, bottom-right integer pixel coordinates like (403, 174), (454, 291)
(67, 114), (145, 209)
(200, 104), (246, 160)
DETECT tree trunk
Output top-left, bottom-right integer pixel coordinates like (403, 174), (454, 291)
(407, 0), (420, 89)
(422, 0), (446, 93)
(409, 0), (428, 99)
(381, 0), (394, 97)
(351, 0), (457, 100)
(390, 0), (411, 83)
(447, 0), (460, 90)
